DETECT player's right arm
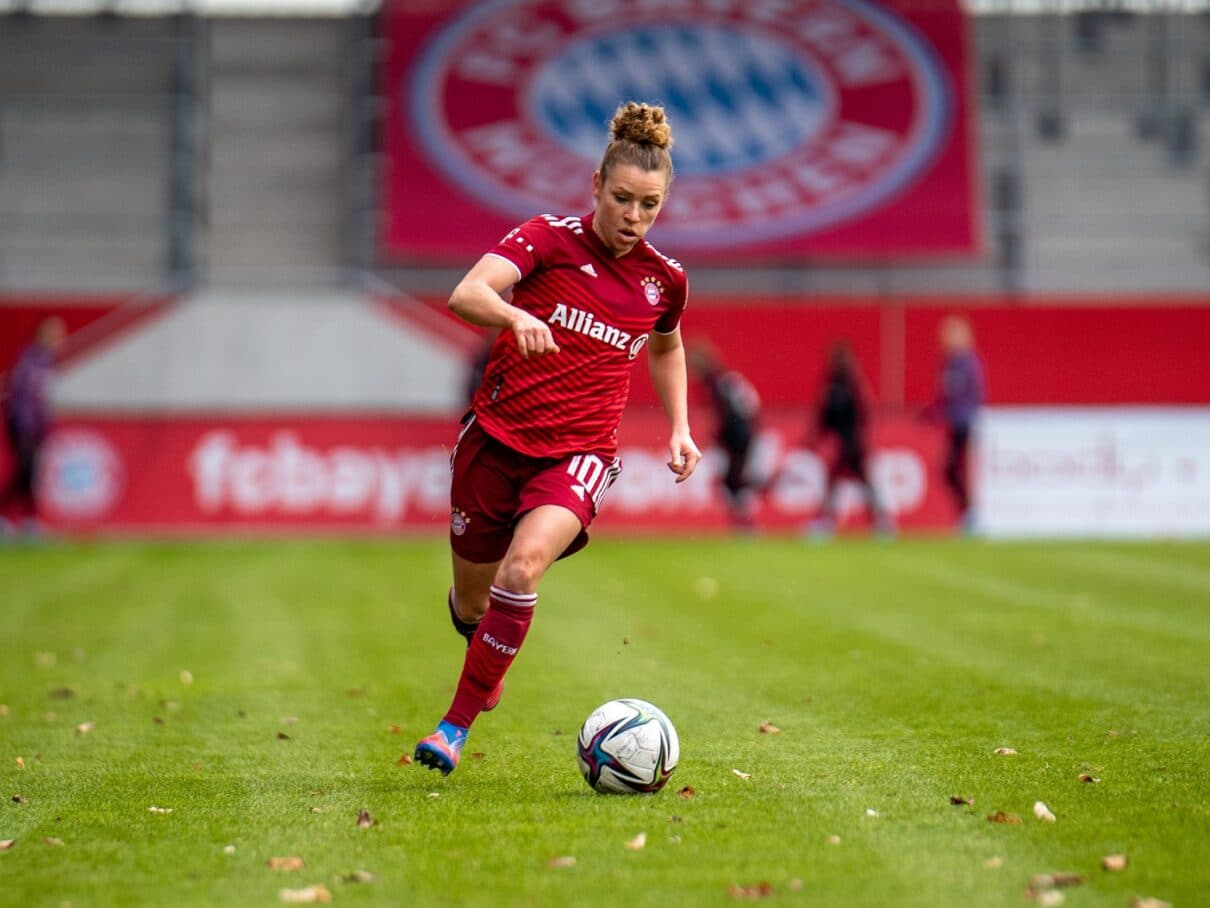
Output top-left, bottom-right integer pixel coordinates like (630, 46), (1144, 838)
(448, 255), (560, 359)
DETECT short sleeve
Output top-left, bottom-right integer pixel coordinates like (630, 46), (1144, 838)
(654, 272), (688, 334)
(485, 217), (556, 283)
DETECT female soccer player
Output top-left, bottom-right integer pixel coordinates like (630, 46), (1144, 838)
(414, 103), (701, 775)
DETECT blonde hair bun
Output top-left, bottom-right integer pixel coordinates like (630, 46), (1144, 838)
(610, 102), (673, 150)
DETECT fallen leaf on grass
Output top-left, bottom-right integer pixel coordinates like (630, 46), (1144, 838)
(788, 879), (804, 892)
(987, 812), (1022, 825)
(427, 792), (440, 799)
(277, 732), (291, 741)
(48, 687), (74, 700)
(13, 757), (24, 769)
(1029, 872), (1084, 891)
(396, 753), (412, 766)
(342, 870), (375, 883)
(1130, 899), (1171, 908)
(280, 716), (299, 726)
(0, 840), (14, 850)
(993, 747), (1018, 756)
(147, 806), (174, 815)
(623, 832), (647, 851)
(1101, 854), (1128, 872)
(727, 882), (776, 900)
(1033, 801), (1056, 822)
(668, 815), (683, 823)
(1029, 891), (1064, 906)
(152, 716), (165, 725)
(0, 704), (8, 716)
(34, 652), (56, 668)
(75, 721), (95, 735)
(278, 884), (331, 904)
(356, 809), (376, 828)
(223, 845), (236, 855)
(267, 856), (305, 872)
(12, 795), (26, 804)
(387, 724), (402, 734)
(1078, 773), (1099, 784)
(950, 796), (975, 806)
(309, 807), (326, 814)
(470, 752), (486, 762)
(825, 835), (841, 846)
(44, 837), (64, 847)
(548, 856), (576, 868)
(865, 808), (879, 817)
(179, 670), (194, 686)
(984, 856), (1003, 869)
(758, 722), (780, 735)
(731, 769), (751, 780)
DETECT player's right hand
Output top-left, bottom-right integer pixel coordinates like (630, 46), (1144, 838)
(510, 310), (560, 358)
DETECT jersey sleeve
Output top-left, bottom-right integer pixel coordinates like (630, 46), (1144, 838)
(654, 270), (688, 334)
(485, 217), (557, 283)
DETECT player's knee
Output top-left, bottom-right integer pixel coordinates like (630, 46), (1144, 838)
(496, 547), (548, 594)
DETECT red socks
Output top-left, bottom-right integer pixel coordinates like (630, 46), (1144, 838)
(444, 585), (536, 728)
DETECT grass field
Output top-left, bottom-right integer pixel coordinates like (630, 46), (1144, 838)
(0, 537), (1206, 907)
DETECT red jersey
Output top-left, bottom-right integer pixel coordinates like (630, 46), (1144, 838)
(470, 212), (688, 459)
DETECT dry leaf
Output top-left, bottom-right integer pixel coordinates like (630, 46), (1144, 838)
(788, 879), (804, 892)
(0, 704), (9, 717)
(427, 792), (440, 799)
(179, 670), (194, 686)
(668, 815), (683, 823)
(396, 753), (413, 766)
(35, 652), (56, 667)
(280, 716), (299, 726)
(44, 837), (64, 847)
(865, 808), (879, 817)
(1101, 854), (1128, 872)
(147, 806), (174, 815)
(470, 752), (486, 761)
(950, 795), (975, 806)
(984, 856), (1003, 869)
(0, 840), (14, 850)
(223, 845), (236, 855)
(14, 757), (24, 769)
(161, 700), (181, 713)
(677, 785), (696, 799)
(1106, 729), (1122, 737)
(44, 712), (57, 723)
(387, 724), (402, 734)
(826, 835), (841, 846)
(668, 835), (682, 844)
(1031, 891), (1064, 907)
(277, 732), (291, 741)
(342, 870), (375, 883)
(1078, 773), (1099, 784)
(758, 722), (780, 735)
(623, 832), (647, 851)
(987, 811), (1022, 825)
(309, 806), (326, 814)
(152, 716), (165, 725)
(356, 809), (375, 828)
(48, 687), (74, 700)
(278, 884), (331, 904)
(731, 769), (751, 780)
(548, 855), (577, 868)
(993, 747), (1018, 756)
(1029, 872), (1084, 890)
(1033, 801), (1057, 822)
(75, 721), (95, 735)
(267, 856), (306, 872)
(11, 795), (26, 804)
(727, 881), (776, 900)
(1130, 899), (1171, 908)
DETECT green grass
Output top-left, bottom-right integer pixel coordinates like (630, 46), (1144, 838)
(0, 538), (1207, 907)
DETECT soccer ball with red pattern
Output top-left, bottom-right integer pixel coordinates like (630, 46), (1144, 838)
(577, 698), (679, 794)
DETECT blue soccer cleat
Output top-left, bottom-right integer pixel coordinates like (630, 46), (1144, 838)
(414, 720), (468, 775)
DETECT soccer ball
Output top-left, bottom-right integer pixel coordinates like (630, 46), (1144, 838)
(577, 698), (679, 794)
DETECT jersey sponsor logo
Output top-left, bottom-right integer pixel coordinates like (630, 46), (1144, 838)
(409, 0), (952, 250)
(549, 302), (649, 360)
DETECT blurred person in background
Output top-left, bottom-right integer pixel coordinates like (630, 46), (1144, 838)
(807, 341), (892, 537)
(688, 343), (762, 530)
(922, 315), (985, 532)
(1, 316), (66, 535)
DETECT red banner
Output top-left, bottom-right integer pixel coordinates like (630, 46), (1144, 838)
(21, 410), (956, 535)
(380, 0), (977, 262)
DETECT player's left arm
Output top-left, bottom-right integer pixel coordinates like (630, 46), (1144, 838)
(647, 327), (702, 484)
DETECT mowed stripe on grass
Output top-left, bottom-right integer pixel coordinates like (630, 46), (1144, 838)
(0, 539), (1206, 907)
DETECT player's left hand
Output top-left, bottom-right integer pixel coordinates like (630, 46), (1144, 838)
(666, 430), (702, 484)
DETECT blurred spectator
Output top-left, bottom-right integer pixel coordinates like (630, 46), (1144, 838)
(1, 317), (66, 534)
(808, 341), (892, 537)
(688, 343), (761, 529)
(923, 315), (985, 531)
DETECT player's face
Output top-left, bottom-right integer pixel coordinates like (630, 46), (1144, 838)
(591, 164), (668, 257)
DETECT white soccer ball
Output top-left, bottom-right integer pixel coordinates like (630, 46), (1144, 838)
(577, 698), (679, 794)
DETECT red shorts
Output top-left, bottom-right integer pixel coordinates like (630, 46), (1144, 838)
(449, 415), (621, 564)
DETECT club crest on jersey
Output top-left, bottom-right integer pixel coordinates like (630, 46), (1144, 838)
(450, 508), (470, 536)
(640, 277), (663, 307)
(409, 0), (953, 251)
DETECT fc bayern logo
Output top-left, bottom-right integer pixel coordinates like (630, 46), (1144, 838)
(38, 429), (125, 522)
(410, 0), (953, 249)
